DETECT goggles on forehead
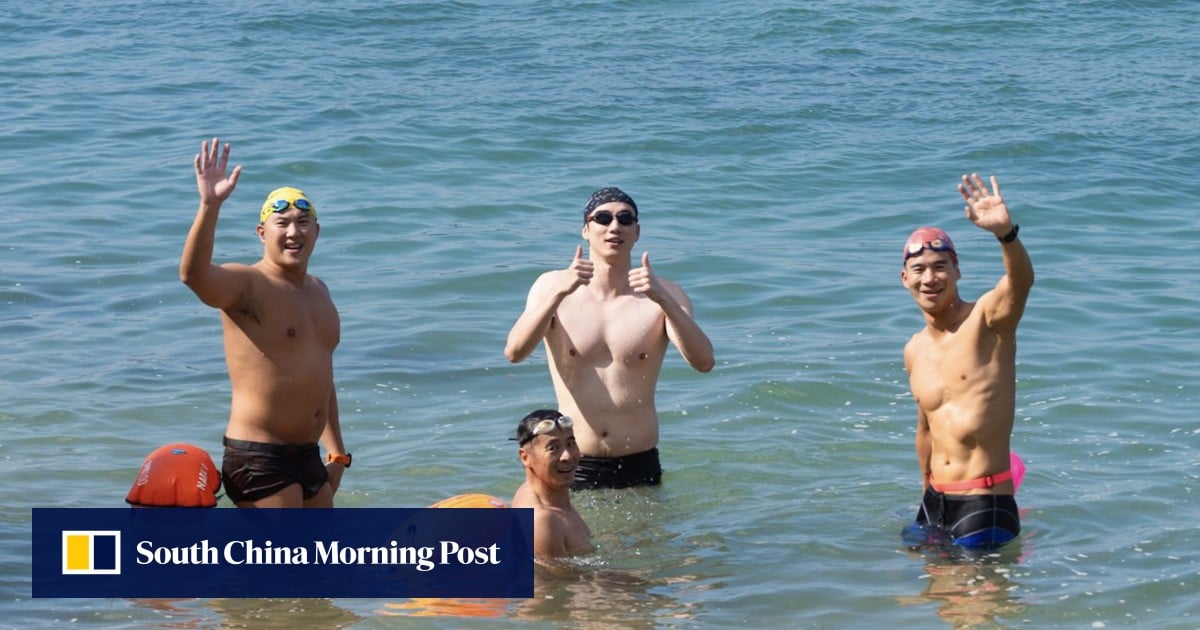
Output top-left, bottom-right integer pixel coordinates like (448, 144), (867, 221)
(904, 238), (955, 261)
(260, 196), (317, 223)
(271, 198), (314, 213)
(520, 415), (574, 445)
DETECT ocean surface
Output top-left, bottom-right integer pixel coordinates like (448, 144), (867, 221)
(2, 1), (1199, 627)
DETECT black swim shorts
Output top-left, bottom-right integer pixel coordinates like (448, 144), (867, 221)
(221, 437), (329, 504)
(915, 485), (1020, 549)
(572, 447), (663, 490)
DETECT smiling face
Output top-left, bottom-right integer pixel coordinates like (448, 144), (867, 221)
(582, 200), (639, 259)
(257, 207), (319, 269)
(519, 426), (581, 489)
(901, 249), (961, 313)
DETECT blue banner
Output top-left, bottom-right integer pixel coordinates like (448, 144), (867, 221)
(33, 508), (534, 598)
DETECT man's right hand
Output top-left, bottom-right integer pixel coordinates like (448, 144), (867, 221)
(194, 137), (242, 206)
(558, 245), (593, 295)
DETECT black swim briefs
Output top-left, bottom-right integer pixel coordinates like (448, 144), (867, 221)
(221, 437), (329, 504)
(572, 447), (662, 490)
(915, 485), (1020, 549)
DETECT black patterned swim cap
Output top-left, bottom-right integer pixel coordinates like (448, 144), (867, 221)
(583, 187), (638, 219)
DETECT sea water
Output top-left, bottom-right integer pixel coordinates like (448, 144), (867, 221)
(2, 1), (1198, 627)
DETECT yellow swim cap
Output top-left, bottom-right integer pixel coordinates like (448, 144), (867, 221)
(260, 187), (318, 224)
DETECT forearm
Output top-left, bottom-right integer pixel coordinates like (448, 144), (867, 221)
(180, 202), (221, 286)
(999, 230), (1034, 292)
(505, 292), (566, 363)
(660, 299), (714, 373)
(320, 387), (346, 456)
(916, 429), (931, 489)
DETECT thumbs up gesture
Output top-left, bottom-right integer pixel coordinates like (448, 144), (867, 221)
(629, 251), (664, 302)
(559, 245), (594, 294)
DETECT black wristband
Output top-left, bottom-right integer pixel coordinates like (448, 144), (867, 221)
(997, 224), (1019, 243)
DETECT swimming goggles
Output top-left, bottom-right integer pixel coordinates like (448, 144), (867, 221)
(904, 238), (954, 260)
(522, 415), (574, 444)
(269, 198), (315, 213)
(589, 210), (637, 226)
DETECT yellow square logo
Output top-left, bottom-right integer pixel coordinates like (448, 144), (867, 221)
(61, 531), (121, 575)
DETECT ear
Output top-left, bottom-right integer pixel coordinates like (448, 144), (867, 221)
(518, 447), (530, 467)
(256, 224), (266, 242)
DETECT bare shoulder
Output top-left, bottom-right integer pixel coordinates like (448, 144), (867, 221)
(510, 486), (534, 509)
(308, 274), (334, 298)
(659, 275), (693, 304)
(903, 330), (927, 370)
(530, 269), (563, 292)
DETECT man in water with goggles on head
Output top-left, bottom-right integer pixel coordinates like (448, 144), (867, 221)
(511, 409), (592, 559)
(505, 187), (714, 490)
(900, 174), (1034, 549)
(180, 137), (349, 508)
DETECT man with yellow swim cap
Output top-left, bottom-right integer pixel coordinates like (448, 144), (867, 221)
(180, 137), (349, 508)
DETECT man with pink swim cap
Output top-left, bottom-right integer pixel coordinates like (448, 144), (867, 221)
(900, 174), (1034, 549)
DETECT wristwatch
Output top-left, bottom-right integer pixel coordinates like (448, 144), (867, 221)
(326, 452), (352, 468)
(997, 224), (1020, 243)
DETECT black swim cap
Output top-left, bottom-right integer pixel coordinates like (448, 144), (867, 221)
(583, 187), (638, 220)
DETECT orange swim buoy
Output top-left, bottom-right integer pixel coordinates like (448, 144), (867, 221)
(428, 493), (508, 509)
(374, 493), (511, 618)
(125, 443), (220, 507)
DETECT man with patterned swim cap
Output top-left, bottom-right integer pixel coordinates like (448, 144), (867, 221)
(505, 187), (714, 490)
(900, 174), (1034, 549)
(181, 137), (349, 508)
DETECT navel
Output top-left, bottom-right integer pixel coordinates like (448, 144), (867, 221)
(569, 349), (577, 356)
(287, 327), (297, 338)
(639, 352), (648, 360)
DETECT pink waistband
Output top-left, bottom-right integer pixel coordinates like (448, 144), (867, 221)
(930, 468), (1013, 493)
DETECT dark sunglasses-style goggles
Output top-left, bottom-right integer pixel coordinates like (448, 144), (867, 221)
(588, 210), (637, 226)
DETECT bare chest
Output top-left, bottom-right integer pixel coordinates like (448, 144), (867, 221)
(908, 327), (997, 410)
(551, 293), (666, 365)
(228, 278), (339, 351)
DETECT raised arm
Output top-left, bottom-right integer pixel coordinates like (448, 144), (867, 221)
(180, 137), (248, 310)
(504, 246), (593, 363)
(629, 252), (715, 372)
(959, 174), (1034, 332)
